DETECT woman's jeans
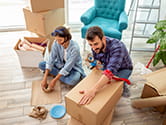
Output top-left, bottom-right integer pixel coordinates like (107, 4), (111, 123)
(39, 61), (83, 86)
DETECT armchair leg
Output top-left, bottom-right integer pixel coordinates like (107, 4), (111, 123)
(83, 39), (86, 51)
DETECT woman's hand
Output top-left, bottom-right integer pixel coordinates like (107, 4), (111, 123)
(79, 88), (97, 105)
(48, 79), (57, 90)
(41, 79), (47, 90)
(42, 79), (56, 93)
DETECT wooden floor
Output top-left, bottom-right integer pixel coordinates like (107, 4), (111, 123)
(0, 30), (165, 125)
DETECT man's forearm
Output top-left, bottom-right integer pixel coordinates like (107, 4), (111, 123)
(93, 74), (110, 93)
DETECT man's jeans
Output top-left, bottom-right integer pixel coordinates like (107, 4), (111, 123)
(117, 69), (132, 80)
(39, 61), (83, 86)
(117, 69), (132, 97)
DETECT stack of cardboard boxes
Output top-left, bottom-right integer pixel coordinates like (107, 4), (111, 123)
(14, 0), (65, 67)
(23, 0), (65, 37)
(65, 69), (123, 125)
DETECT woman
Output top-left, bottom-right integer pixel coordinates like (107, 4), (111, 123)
(39, 26), (86, 92)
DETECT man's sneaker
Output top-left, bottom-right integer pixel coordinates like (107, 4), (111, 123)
(122, 84), (130, 97)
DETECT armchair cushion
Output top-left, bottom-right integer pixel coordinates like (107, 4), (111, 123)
(95, 0), (126, 20)
(80, 7), (96, 25)
(118, 11), (128, 31)
(81, 17), (121, 39)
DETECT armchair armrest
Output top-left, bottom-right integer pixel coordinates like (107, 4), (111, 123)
(80, 7), (96, 25)
(118, 11), (128, 31)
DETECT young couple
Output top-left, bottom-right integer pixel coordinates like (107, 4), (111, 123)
(39, 26), (133, 104)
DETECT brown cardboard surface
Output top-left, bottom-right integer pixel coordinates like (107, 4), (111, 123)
(65, 69), (123, 125)
(163, 119), (166, 125)
(67, 117), (84, 125)
(14, 37), (48, 67)
(23, 7), (65, 36)
(132, 96), (166, 108)
(144, 68), (166, 95)
(141, 68), (166, 113)
(29, 0), (64, 12)
(31, 80), (61, 105)
(67, 108), (114, 125)
(102, 108), (114, 125)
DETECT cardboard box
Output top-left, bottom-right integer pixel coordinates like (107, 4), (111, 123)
(67, 108), (114, 125)
(23, 7), (65, 36)
(28, 0), (64, 12)
(65, 69), (123, 125)
(141, 68), (166, 113)
(163, 119), (166, 125)
(14, 37), (48, 67)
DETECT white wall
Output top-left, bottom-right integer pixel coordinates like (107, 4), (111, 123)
(160, 0), (166, 20)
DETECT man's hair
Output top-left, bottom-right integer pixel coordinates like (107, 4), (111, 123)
(51, 26), (72, 41)
(85, 26), (104, 41)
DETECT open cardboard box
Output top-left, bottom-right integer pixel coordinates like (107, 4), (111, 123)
(23, 7), (65, 36)
(141, 67), (166, 113)
(65, 69), (123, 125)
(14, 37), (48, 67)
(28, 0), (64, 12)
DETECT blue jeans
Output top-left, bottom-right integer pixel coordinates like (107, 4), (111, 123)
(116, 69), (132, 94)
(116, 69), (132, 86)
(116, 69), (132, 80)
(39, 61), (84, 86)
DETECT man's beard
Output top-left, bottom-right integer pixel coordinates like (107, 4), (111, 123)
(94, 42), (105, 53)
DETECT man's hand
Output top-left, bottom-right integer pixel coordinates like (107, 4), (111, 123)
(78, 75), (110, 105)
(79, 88), (97, 105)
(95, 61), (103, 70)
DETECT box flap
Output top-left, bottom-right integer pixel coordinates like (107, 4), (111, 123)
(14, 39), (21, 50)
(24, 37), (48, 44)
(144, 68), (166, 95)
(29, 0), (64, 13)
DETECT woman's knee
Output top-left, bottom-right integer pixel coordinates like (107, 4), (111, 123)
(61, 73), (81, 86)
(38, 61), (46, 71)
(70, 79), (81, 86)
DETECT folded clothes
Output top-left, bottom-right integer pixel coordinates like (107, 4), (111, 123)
(29, 106), (48, 120)
(18, 38), (45, 52)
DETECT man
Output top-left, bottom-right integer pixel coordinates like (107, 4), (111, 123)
(39, 26), (86, 92)
(79, 26), (133, 105)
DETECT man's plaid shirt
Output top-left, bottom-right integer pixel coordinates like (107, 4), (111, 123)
(93, 37), (133, 76)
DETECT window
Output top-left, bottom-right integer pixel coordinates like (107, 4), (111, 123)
(0, 0), (27, 30)
(68, 0), (93, 25)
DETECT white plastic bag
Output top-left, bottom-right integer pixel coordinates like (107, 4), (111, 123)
(129, 62), (152, 84)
